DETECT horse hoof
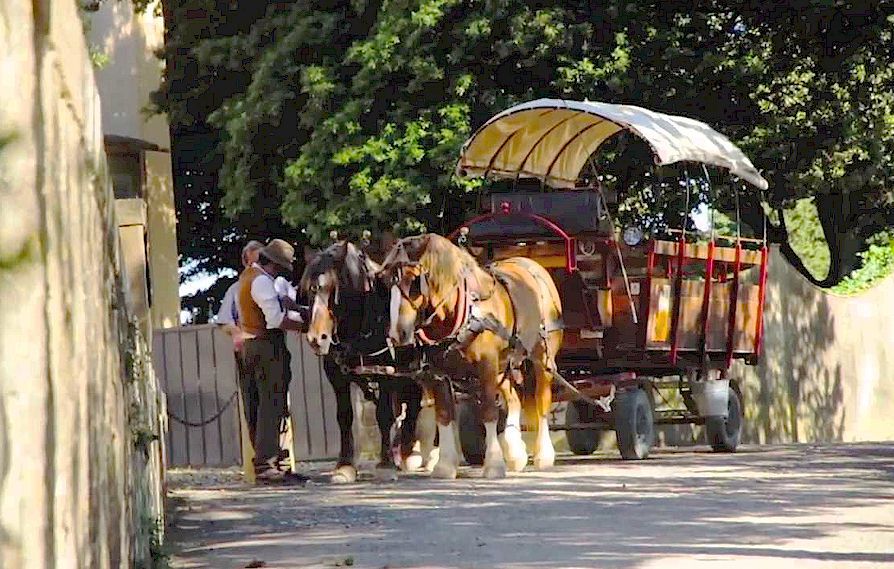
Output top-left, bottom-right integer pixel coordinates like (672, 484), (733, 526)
(330, 465), (357, 484)
(424, 448), (440, 472)
(431, 462), (457, 479)
(483, 464), (507, 479)
(402, 452), (424, 472)
(375, 467), (399, 482)
(533, 454), (555, 470)
(505, 455), (528, 473)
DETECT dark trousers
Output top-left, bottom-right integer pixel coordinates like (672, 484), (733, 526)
(235, 350), (259, 450)
(242, 330), (292, 468)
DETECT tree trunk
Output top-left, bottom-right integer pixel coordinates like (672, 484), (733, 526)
(814, 191), (864, 287)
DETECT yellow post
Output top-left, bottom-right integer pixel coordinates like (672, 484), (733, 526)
(237, 386), (256, 484)
(285, 392), (298, 473)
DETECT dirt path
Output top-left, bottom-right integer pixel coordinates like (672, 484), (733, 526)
(166, 443), (894, 569)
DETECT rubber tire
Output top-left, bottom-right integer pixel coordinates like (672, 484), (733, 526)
(614, 388), (655, 460)
(457, 400), (485, 466)
(565, 402), (600, 456)
(706, 386), (743, 453)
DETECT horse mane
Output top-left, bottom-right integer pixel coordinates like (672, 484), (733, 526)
(300, 241), (378, 295)
(384, 233), (483, 296)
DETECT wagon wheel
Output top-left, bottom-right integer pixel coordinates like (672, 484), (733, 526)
(613, 388), (655, 460)
(706, 384), (743, 453)
(565, 401), (601, 455)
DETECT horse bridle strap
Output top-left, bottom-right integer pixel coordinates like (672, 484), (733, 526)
(312, 247), (379, 348)
(416, 272), (471, 346)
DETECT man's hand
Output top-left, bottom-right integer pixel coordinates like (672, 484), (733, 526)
(281, 296), (302, 312)
(280, 306), (311, 333)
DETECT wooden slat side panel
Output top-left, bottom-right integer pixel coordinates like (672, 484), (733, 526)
(646, 278), (673, 346)
(180, 328), (206, 466)
(675, 280), (705, 350)
(197, 327), (223, 466)
(734, 285), (761, 352)
(706, 284), (731, 351)
(163, 330), (188, 466)
(287, 334), (312, 460)
(212, 328), (243, 466)
(653, 240), (763, 265)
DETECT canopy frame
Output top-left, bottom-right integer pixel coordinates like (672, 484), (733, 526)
(456, 99), (769, 191)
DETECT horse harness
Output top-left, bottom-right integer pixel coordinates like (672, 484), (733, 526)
(392, 259), (554, 386)
(392, 252), (614, 412)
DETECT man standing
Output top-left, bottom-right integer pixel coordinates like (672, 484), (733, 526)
(216, 240), (264, 449)
(237, 238), (307, 484)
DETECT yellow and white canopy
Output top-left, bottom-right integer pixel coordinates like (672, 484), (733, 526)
(455, 98), (768, 191)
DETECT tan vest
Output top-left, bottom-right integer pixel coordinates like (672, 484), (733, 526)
(237, 266), (269, 337)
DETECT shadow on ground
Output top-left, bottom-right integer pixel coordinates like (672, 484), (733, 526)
(167, 443), (894, 569)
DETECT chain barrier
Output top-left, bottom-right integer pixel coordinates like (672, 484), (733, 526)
(166, 390), (238, 427)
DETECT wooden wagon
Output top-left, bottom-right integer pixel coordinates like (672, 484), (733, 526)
(449, 99), (770, 461)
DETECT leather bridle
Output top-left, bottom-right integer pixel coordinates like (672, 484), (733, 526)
(389, 262), (471, 346)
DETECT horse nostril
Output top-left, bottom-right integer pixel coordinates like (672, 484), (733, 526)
(321, 333), (328, 341)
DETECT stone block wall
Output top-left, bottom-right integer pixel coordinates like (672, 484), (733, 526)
(657, 247), (894, 447)
(735, 248), (894, 444)
(0, 1), (166, 567)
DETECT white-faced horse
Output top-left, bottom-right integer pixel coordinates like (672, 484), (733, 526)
(381, 233), (563, 479)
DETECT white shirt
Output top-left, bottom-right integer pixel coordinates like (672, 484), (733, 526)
(215, 281), (241, 326)
(274, 276), (298, 302)
(249, 263), (303, 330)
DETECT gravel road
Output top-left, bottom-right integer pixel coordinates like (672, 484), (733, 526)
(166, 442), (894, 569)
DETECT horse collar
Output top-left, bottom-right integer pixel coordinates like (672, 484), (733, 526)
(416, 272), (472, 346)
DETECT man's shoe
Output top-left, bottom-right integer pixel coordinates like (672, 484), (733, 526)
(281, 471), (309, 485)
(254, 466), (285, 485)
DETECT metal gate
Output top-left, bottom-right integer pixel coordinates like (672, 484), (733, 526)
(152, 325), (341, 467)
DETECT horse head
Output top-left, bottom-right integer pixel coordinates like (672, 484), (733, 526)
(300, 240), (376, 355)
(381, 233), (476, 347)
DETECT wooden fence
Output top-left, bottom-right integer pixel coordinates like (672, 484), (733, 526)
(151, 325), (343, 467)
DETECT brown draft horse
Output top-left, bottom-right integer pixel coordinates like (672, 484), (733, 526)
(381, 233), (563, 479)
(300, 240), (430, 482)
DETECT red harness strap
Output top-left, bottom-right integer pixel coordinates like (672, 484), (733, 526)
(417, 278), (468, 346)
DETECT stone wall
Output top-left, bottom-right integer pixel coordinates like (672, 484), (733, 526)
(654, 247), (894, 448)
(734, 247), (894, 444)
(0, 1), (166, 567)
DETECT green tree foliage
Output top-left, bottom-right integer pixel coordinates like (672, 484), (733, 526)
(833, 232), (894, 295)
(783, 199), (832, 281)
(159, 0), (894, 295)
(153, 1), (295, 319)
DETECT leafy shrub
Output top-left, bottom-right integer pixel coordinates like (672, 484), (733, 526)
(832, 232), (894, 295)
